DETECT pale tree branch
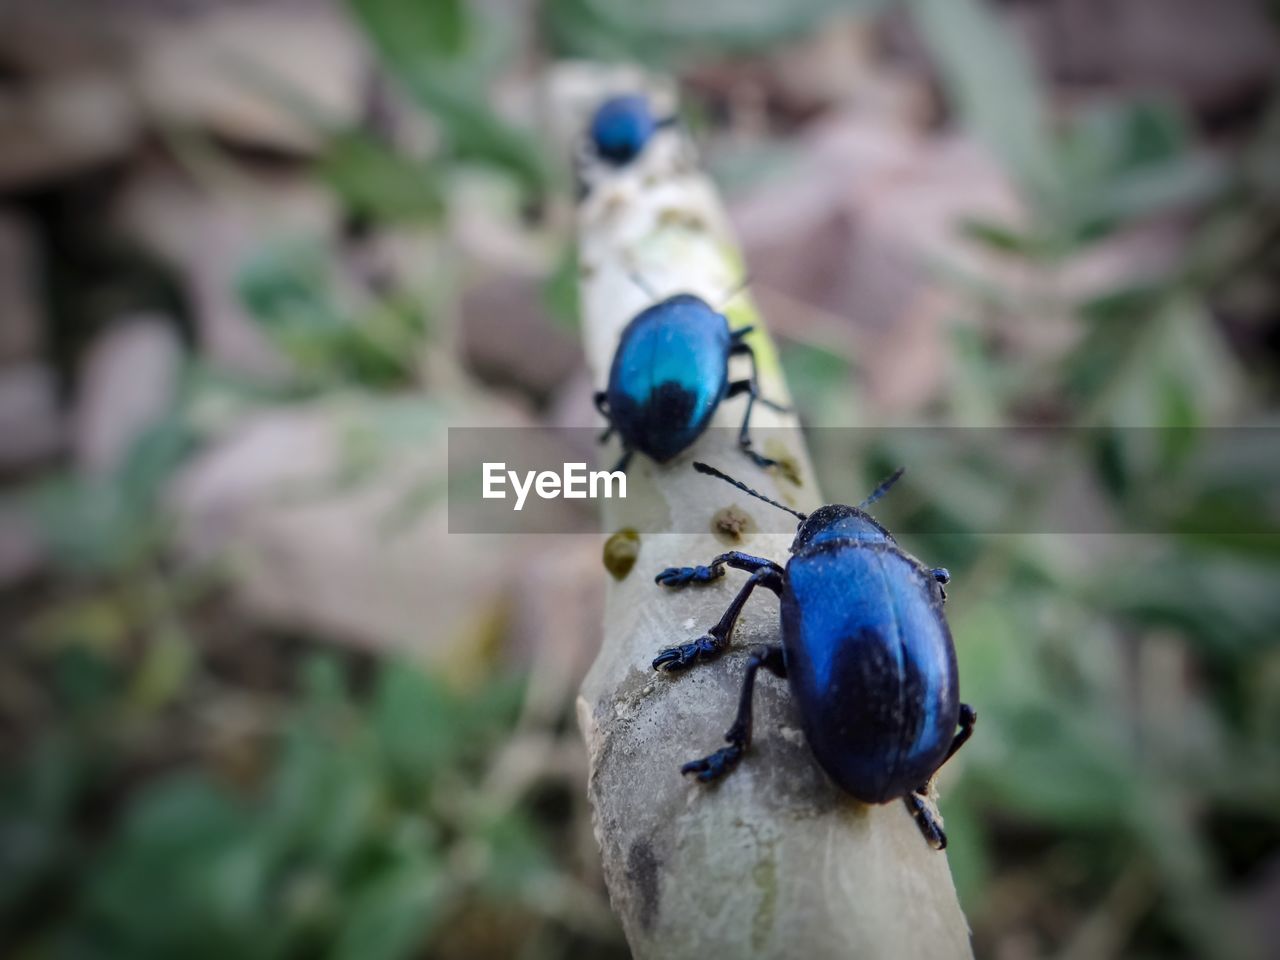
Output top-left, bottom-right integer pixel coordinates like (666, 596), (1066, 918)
(561, 64), (974, 959)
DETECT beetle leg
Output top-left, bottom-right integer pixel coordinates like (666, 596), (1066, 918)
(595, 393), (633, 471)
(726, 342), (789, 469)
(594, 391), (615, 443)
(651, 634), (721, 671)
(725, 379), (776, 469)
(729, 341), (789, 414)
(904, 793), (947, 850)
(654, 550), (782, 587)
(611, 448), (634, 474)
(726, 377), (789, 470)
(681, 644), (786, 783)
(901, 705), (975, 850)
(942, 703), (977, 765)
(652, 567), (782, 671)
(930, 567), (951, 602)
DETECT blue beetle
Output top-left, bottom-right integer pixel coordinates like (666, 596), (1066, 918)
(594, 294), (786, 473)
(651, 461), (975, 849)
(588, 94), (674, 166)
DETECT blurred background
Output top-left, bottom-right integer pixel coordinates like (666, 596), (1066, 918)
(1, 0), (1278, 957)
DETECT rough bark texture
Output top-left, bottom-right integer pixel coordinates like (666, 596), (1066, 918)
(567, 66), (975, 959)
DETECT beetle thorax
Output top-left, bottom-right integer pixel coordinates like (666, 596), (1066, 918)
(791, 504), (894, 553)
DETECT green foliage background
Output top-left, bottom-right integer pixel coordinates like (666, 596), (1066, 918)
(2, 0), (1277, 958)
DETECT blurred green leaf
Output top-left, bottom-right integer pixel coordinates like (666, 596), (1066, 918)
(958, 218), (1048, 258)
(778, 341), (853, 419)
(83, 774), (261, 957)
(27, 413), (194, 577)
(475, 811), (555, 900)
(373, 660), (467, 792)
(318, 132), (446, 224)
(346, 0), (551, 196)
(912, 0), (1060, 207)
(13, 656), (562, 960)
(544, 0), (892, 64)
(933, 792), (990, 915)
(1084, 549), (1280, 659)
(237, 240), (336, 327)
(926, 11), (1225, 257)
(978, 709), (1137, 828)
(333, 851), (448, 960)
(0, 736), (81, 922)
(237, 241), (427, 390)
(543, 241), (581, 332)
(300, 653), (349, 712)
(1106, 299), (1241, 425)
(1056, 99), (1225, 238)
(350, 0), (472, 64)
(1078, 282), (1168, 325)
(128, 625), (194, 710)
(1083, 153), (1224, 228)
(1067, 296), (1243, 430)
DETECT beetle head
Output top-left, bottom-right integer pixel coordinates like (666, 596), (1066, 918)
(790, 466), (904, 551)
(791, 504), (894, 552)
(590, 94), (656, 164)
(689, 463), (904, 552)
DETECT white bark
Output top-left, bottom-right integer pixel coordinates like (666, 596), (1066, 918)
(567, 67), (975, 959)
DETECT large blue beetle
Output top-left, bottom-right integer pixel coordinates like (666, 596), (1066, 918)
(652, 462), (975, 849)
(587, 93), (673, 166)
(594, 294), (785, 473)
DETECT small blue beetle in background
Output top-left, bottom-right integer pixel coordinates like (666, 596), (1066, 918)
(652, 461), (975, 849)
(588, 94), (675, 167)
(594, 294), (787, 473)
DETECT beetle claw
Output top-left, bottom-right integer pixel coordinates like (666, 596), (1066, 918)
(654, 566), (692, 586)
(681, 744), (742, 782)
(904, 792), (949, 851)
(653, 635), (721, 670)
(742, 449), (778, 470)
(654, 564), (721, 587)
(651, 648), (682, 670)
(652, 635), (722, 671)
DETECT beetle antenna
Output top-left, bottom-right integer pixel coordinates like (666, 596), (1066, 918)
(627, 270), (659, 302)
(693, 461), (807, 521)
(858, 467), (905, 510)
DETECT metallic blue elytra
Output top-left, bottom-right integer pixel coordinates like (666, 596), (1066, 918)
(651, 463), (975, 850)
(782, 537), (958, 802)
(589, 94), (666, 166)
(594, 294), (785, 473)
